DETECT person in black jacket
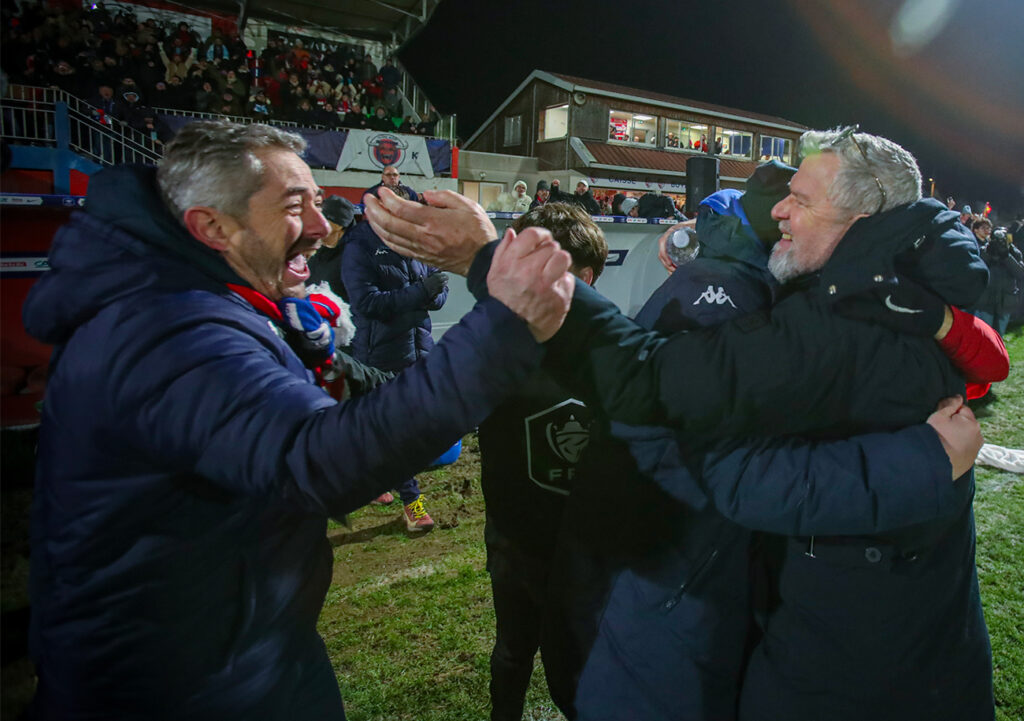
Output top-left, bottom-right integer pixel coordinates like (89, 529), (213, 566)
(363, 126), (997, 721)
(969, 218), (1024, 335)
(478, 204), (608, 721)
(570, 179), (601, 216)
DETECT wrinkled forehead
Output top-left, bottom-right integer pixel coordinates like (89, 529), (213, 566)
(256, 149), (319, 194)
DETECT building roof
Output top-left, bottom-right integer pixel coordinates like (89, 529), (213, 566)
(549, 72), (808, 131)
(579, 141), (756, 182)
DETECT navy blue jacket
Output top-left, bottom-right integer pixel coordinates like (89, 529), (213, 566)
(541, 192), (973, 721)
(342, 220), (447, 372)
(534, 198), (993, 721)
(22, 165), (541, 720)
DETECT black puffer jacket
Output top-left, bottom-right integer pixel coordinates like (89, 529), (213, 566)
(472, 197), (993, 721)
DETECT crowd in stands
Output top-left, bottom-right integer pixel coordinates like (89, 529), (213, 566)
(0, 0), (440, 141)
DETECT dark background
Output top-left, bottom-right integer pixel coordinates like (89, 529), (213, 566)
(400, 0), (1024, 219)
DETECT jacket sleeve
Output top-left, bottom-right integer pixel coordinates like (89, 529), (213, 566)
(468, 242), (956, 439)
(342, 236), (433, 319)
(119, 297), (541, 516)
(695, 424), (969, 536)
(540, 278), (956, 437)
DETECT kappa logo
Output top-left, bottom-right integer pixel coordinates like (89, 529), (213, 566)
(367, 133), (409, 169)
(693, 285), (737, 308)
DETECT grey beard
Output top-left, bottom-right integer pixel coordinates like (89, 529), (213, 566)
(767, 245), (803, 283)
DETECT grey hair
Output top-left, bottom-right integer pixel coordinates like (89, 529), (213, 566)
(799, 128), (922, 215)
(157, 120), (307, 220)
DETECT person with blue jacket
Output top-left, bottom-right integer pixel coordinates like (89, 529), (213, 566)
(22, 119), (575, 720)
(343, 183), (448, 531)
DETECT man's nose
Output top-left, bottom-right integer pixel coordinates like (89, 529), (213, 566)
(771, 195), (791, 220)
(305, 205), (331, 240)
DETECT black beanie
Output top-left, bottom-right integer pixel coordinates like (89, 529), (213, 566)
(740, 160), (796, 245)
(321, 195), (356, 229)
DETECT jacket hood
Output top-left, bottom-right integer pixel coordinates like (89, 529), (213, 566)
(696, 191), (772, 276)
(24, 165), (247, 346)
(820, 197), (987, 307)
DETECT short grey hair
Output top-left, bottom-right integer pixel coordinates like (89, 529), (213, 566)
(157, 120), (307, 220)
(799, 127), (921, 215)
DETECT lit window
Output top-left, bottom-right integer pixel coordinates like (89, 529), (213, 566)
(714, 128), (753, 159)
(538, 104), (569, 141)
(665, 119), (709, 151)
(758, 135), (793, 164)
(608, 110), (658, 146)
(503, 115), (522, 146)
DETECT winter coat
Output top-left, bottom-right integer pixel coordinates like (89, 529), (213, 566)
(544, 191), (974, 721)
(973, 236), (1024, 318)
(342, 220), (446, 372)
(22, 165), (541, 720)
(473, 197), (994, 721)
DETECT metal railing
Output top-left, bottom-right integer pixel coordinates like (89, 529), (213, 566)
(2, 85), (163, 165)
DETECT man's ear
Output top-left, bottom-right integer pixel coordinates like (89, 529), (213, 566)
(578, 266), (595, 286)
(183, 206), (237, 251)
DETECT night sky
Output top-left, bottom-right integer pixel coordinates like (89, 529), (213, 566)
(399, 0), (1024, 218)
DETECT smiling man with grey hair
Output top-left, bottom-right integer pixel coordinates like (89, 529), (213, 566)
(22, 119), (575, 720)
(364, 125), (997, 721)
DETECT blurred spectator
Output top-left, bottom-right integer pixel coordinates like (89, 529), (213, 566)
(959, 205), (974, 228)
(195, 80), (218, 113)
(49, 60), (83, 96)
(293, 98), (318, 125)
(530, 180), (551, 210)
(383, 86), (402, 116)
(489, 180), (532, 213)
(368, 105), (392, 131)
(969, 219), (1024, 335)
(638, 188), (678, 219)
(417, 105), (440, 135)
(87, 83), (117, 124)
(358, 52), (377, 83)
(610, 192), (626, 215)
(380, 57), (401, 89)
(344, 102), (369, 129)
(158, 42), (195, 83)
(247, 89), (273, 120)
(571, 179), (601, 216)
(620, 197), (639, 217)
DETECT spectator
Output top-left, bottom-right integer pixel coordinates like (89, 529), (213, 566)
(368, 105), (393, 131)
(342, 178), (446, 531)
(358, 52), (377, 83)
(158, 42), (195, 84)
(970, 220), (1024, 335)
(292, 98), (318, 126)
(48, 59), (83, 96)
(417, 105), (440, 135)
(195, 80), (218, 112)
(959, 204), (974, 228)
(570, 179), (601, 216)
(205, 36), (230, 63)
(488, 180), (532, 213)
(344, 102), (368, 129)
(637, 188), (678, 219)
(619, 196), (639, 217)
(380, 56), (401, 89)
(530, 180), (551, 210)
(247, 89), (273, 120)
(383, 86), (402, 116)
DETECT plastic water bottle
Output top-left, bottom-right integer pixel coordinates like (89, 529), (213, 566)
(667, 227), (699, 266)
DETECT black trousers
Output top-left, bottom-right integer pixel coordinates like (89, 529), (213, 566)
(486, 530), (551, 721)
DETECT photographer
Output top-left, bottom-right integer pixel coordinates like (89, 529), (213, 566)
(970, 218), (1024, 335)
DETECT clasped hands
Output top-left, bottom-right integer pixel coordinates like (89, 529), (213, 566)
(364, 188), (574, 341)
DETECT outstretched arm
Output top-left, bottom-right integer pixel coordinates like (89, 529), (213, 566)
(696, 396), (981, 536)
